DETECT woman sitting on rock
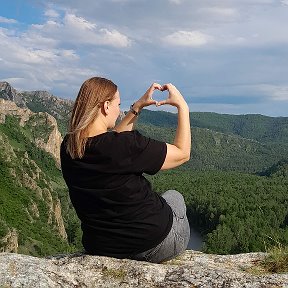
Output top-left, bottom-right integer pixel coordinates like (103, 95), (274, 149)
(60, 77), (191, 263)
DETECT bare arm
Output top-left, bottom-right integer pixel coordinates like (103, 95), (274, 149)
(113, 83), (161, 133)
(113, 109), (139, 132)
(158, 84), (191, 170)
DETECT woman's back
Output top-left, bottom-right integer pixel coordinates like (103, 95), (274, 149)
(60, 130), (173, 258)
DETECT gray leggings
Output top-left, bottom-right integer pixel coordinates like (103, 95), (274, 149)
(131, 190), (190, 263)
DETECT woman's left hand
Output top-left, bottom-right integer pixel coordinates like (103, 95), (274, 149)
(133, 83), (162, 110)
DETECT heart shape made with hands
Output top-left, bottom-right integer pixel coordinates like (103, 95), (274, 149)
(150, 85), (170, 106)
(151, 89), (167, 102)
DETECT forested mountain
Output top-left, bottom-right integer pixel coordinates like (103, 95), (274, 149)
(0, 99), (81, 256)
(148, 168), (288, 254)
(137, 123), (288, 173)
(0, 81), (287, 256)
(140, 109), (288, 145)
(0, 82), (73, 136)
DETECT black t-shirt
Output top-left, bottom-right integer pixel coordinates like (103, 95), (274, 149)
(60, 130), (173, 258)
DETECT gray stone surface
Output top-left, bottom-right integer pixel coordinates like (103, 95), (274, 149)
(0, 250), (287, 287)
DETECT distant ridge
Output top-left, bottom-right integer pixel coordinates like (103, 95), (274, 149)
(140, 109), (288, 145)
(1, 81), (288, 172)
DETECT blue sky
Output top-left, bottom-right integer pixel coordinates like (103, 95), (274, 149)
(1, 0), (288, 116)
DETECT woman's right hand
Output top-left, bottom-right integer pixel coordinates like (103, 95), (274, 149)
(157, 83), (188, 109)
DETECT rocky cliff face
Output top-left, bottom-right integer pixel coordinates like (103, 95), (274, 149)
(0, 82), (73, 119)
(0, 229), (18, 253)
(0, 126), (67, 245)
(0, 81), (74, 137)
(0, 98), (68, 253)
(0, 250), (287, 287)
(32, 112), (63, 164)
(22, 90), (73, 121)
(0, 81), (26, 107)
(0, 99), (62, 163)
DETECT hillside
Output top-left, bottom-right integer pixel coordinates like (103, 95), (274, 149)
(138, 109), (288, 173)
(140, 109), (288, 145)
(137, 123), (288, 173)
(148, 168), (288, 254)
(0, 82), (73, 135)
(0, 99), (81, 256)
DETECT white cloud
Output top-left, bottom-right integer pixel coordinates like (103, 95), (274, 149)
(1, 0), (288, 115)
(169, 0), (183, 4)
(44, 9), (60, 18)
(29, 12), (131, 48)
(64, 13), (97, 30)
(110, 0), (131, 2)
(100, 28), (132, 47)
(0, 8), (131, 99)
(162, 30), (212, 47)
(198, 7), (238, 17)
(0, 16), (17, 24)
(281, 0), (288, 5)
(258, 84), (288, 101)
(0, 25), (94, 97)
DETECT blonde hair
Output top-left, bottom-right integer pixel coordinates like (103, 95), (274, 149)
(66, 77), (118, 159)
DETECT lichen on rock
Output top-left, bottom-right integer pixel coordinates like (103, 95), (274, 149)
(0, 250), (287, 287)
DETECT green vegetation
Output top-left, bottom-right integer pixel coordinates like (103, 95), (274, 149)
(57, 187), (82, 248)
(140, 110), (288, 145)
(22, 91), (72, 136)
(148, 167), (288, 255)
(25, 114), (53, 142)
(0, 157), (70, 256)
(138, 123), (288, 173)
(260, 245), (288, 273)
(0, 115), (81, 256)
(102, 267), (127, 280)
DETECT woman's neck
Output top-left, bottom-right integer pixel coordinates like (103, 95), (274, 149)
(84, 118), (108, 137)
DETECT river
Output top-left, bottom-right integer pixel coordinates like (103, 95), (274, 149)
(187, 226), (203, 251)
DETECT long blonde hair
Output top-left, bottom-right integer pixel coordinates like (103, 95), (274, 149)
(66, 77), (118, 159)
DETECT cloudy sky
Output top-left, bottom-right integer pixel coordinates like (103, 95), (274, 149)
(1, 0), (288, 116)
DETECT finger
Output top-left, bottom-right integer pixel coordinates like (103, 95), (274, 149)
(160, 83), (173, 91)
(151, 82), (162, 89)
(149, 83), (162, 93)
(160, 85), (168, 91)
(156, 100), (168, 106)
(148, 84), (162, 99)
(149, 99), (157, 105)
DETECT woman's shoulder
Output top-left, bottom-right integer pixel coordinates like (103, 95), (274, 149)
(86, 130), (140, 146)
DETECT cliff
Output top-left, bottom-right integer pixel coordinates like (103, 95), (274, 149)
(0, 98), (69, 253)
(0, 81), (26, 107)
(0, 81), (73, 136)
(0, 99), (62, 164)
(0, 250), (287, 287)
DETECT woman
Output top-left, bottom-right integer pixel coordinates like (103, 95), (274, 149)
(60, 77), (191, 263)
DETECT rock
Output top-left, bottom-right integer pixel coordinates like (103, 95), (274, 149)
(52, 198), (68, 240)
(0, 229), (18, 253)
(0, 99), (62, 163)
(0, 250), (287, 287)
(0, 82), (26, 107)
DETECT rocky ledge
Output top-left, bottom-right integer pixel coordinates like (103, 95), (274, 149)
(0, 250), (287, 287)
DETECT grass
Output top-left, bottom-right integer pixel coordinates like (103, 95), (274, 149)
(259, 244), (288, 273)
(102, 267), (127, 280)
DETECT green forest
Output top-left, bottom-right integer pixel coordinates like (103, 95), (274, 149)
(148, 168), (288, 254)
(0, 116), (81, 255)
(138, 110), (288, 254)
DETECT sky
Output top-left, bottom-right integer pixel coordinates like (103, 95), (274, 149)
(0, 0), (288, 116)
